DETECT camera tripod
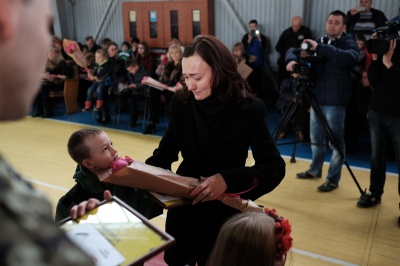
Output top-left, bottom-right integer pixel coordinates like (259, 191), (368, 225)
(272, 77), (366, 196)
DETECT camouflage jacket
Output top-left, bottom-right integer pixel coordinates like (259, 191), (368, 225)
(0, 155), (94, 266)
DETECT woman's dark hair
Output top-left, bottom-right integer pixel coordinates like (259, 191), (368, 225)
(178, 35), (251, 102)
(135, 41), (150, 65)
(137, 41), (149, 55)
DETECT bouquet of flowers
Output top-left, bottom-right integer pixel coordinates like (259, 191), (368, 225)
(62, 39), (88, 71)
(101, 159), (200, 198)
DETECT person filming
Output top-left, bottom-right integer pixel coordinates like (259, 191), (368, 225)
(285, 10), (358, 192)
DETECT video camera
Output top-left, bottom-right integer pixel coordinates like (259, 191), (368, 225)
(367, 21), (400, 54)
(292, 42), (319, 79)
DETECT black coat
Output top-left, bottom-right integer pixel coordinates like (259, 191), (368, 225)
(146, 93), (285, 265)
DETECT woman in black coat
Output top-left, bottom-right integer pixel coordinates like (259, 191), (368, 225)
(145, 35), (286, 266)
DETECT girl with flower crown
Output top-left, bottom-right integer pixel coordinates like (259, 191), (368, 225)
(207, 208), (293, 266)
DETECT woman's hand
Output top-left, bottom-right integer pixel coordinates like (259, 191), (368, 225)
(189, 173), (227, 204)
(383, 39), (396, 69)
(69, 190), (113, 220)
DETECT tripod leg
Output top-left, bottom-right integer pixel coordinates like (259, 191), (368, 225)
(305, 93), (366, 195)
(273, 100), (299, 142)
(290, 143), (297, 163)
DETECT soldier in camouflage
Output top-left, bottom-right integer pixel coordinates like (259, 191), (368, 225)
(0, 0), (96, 265)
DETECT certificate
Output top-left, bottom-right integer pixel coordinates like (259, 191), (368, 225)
(59, 196), (175, 266)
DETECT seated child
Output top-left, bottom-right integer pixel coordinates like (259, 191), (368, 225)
(118, 58), (150, 128)
(275, 76), (308, 141)
(55, 127), (162, 222)
(208, 208), (293, 266)
(82, 49), (111, 112)
(355, 34), (367, 78)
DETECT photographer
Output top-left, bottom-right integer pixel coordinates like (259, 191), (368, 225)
(357, 37), (400, 223)
(285, 10), (358, 192)
(241, 19), (270, 103)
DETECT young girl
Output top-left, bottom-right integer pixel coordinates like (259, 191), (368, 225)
(82, 49), (111, 111)
(135, 41), (155, 74)
(208, 209), (293, 266)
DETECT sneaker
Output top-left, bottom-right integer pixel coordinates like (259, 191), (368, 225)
(317, 181), (338, 192)
(82, 107), (91, 112)
(357, 192), (381, 208)
(297, 170), (322, 179)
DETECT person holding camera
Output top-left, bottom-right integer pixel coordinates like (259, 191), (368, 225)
(356, 37), (400, 220)
(285, 10), (359, 192)
(346, 0), (388, 40)
(276, 16), (313, 86)
(241, 19), (270, 103)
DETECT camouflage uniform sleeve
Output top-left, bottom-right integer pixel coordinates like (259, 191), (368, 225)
(0, 156), (94, 266)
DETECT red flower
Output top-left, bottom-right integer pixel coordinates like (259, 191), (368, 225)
(111, 156), (134, 173)
(264, 208), (293, 259)
(65, 43), (77, 53)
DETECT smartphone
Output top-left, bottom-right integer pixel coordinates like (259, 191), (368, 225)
(356, 6), (366, 12)
(250, 30), (260, 37)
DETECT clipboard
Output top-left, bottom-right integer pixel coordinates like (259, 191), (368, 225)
(58, 196), (175, 266)
(141, 76), (168, 91)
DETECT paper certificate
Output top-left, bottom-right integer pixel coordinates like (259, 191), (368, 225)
(66, 223), (125, 266)
(59, 198), (176, 266)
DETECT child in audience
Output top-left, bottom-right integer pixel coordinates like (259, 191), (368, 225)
(207, 208), (293, 266)
(118, 58), (150, 128)
(232, 42), (246, 63)
(119, 41), (132, 60)
(55, 127), (162, 222)
(232, 42), (255, 65)
(135, 41), (155, 74)
(355, 34), (367, 76)
(82, 49), (111, 111)
(275, 75), (308, 141)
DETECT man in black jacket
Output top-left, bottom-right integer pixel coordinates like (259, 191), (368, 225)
(357, 38), (400, 224)
(241, 20), (271, 103)
(276, 16), (312, 85)
(286, 10), (359, 192)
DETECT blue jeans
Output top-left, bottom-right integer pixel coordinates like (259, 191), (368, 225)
(86, 80), (105, 102)
(368, 110), (400, 196)
(309, 105), (346, 185)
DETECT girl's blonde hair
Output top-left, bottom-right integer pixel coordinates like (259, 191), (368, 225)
(208, 212), (277, 266)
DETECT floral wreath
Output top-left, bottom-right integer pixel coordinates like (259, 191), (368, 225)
(264, 208), (293, 260)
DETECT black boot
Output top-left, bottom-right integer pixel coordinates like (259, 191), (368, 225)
(101, 111), (111, 124)
(143, 123), (156, 134)
(96, 111), (103, 124)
